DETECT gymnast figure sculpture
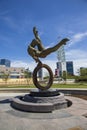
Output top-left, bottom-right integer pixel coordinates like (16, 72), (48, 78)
(27, 27), (69, 90)
(27, 27), (69, 62)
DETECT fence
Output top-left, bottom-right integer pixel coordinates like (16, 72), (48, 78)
(0, 78), (33, 86)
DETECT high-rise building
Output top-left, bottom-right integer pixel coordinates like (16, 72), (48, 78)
(0, 59), (11, 67)
(56, 45), (66, 77)
(66, 61), (74, 75)
(57, 45), (66, 62)
(56, 45), (74, 76)
(56, 62), (62, 76)
(56, 61), (74, 76)
(38, 68), (43, 80)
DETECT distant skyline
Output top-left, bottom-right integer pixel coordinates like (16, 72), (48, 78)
(0, 0), (87, 75)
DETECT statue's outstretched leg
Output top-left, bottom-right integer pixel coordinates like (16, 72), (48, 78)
(39, 38), (69, 58)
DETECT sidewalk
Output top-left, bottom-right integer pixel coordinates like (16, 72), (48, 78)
(0, 88), (87, 95)
(0, 92), (87, 130)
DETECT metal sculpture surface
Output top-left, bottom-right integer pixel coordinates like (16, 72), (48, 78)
(27, 27), (69, 90)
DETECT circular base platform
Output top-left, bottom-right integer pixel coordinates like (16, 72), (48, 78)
(29, 88), (60, 97)
(11, 89), (68, 113)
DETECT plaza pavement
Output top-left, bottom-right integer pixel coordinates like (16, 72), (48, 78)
(0, 90), (87, 130)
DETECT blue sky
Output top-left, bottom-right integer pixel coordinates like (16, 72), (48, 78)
(0, 0), (87, 74)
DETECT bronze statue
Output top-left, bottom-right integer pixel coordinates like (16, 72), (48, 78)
(27, 27), (69, 62)
(27, 27), (69, 90)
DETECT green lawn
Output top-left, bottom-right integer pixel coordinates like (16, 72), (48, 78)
(0, 83), (87, 89)
(52, 83), (87, 88)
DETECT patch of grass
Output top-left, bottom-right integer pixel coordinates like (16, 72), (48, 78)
(0, 83), (87, 89)
(52, 83), (87, 88)
(0, 85), (35, 88)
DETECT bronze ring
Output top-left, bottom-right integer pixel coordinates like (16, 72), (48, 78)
(33, 62), (53, 90)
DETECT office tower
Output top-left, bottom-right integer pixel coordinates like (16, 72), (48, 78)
(56, 45), (66, 76)
(66, 61), (74, 75)
(0, 59), (11, 67)
(57, 45), (66, 62)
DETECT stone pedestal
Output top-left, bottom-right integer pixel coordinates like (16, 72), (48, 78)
(11, 89), (68, 112)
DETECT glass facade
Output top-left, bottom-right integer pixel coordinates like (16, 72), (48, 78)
(66, 61), (74, 75)
(56, 61), (74, 76)
(56, 62), (62, 76)
(57, 45), (66, 62)
(38, 68), (43, 80)
(0, 59), (11, 67)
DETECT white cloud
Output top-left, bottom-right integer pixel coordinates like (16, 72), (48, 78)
(42, 59), (56, 73)
(66, 49), (87, 60)
(11, 46), (87, 76)
(66, 49), (87, 75)
(45, 42), (55, 48)
(65, 31), (87, 74)
(0, 15), (30, 33)
(11, 60), (35, 71)
(73, 59), (87, 75)
(11, 59), (57, 74)
(69, 32), (87, 46)
(11, 57), (87, 76)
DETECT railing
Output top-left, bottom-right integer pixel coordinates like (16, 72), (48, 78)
(0, 78), (33, 86)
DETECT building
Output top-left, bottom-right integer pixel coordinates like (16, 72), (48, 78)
(0, 59), (11, 67)
(0, 65), (25, 78)
(56, 45), (66, 77)
(56, 45), (74, 76)
(56, 62), (62, 76)
(57, 45), (66, 62)
(61, 62), (66, 74)
(66, 61), (74, 75)
(56, 62), (67, 77)
(56, 61), (74, 77)
(38, 68), (43, 80)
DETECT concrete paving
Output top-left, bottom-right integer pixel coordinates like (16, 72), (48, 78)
(0, 93), (87, 130)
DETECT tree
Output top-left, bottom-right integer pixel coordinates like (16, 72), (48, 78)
(62, 71), (67, 81)
(80, 68), (87, 76)
(24, 69), (32, 85)
(2, 72), (9, 85)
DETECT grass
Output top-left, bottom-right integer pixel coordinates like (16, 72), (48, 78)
(0, 83), (87, 89)
(52, 83), (87, 89)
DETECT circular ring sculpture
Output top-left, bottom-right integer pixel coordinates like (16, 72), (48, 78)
(27, 27), (69, 90)
(33, 62), (53, 90)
